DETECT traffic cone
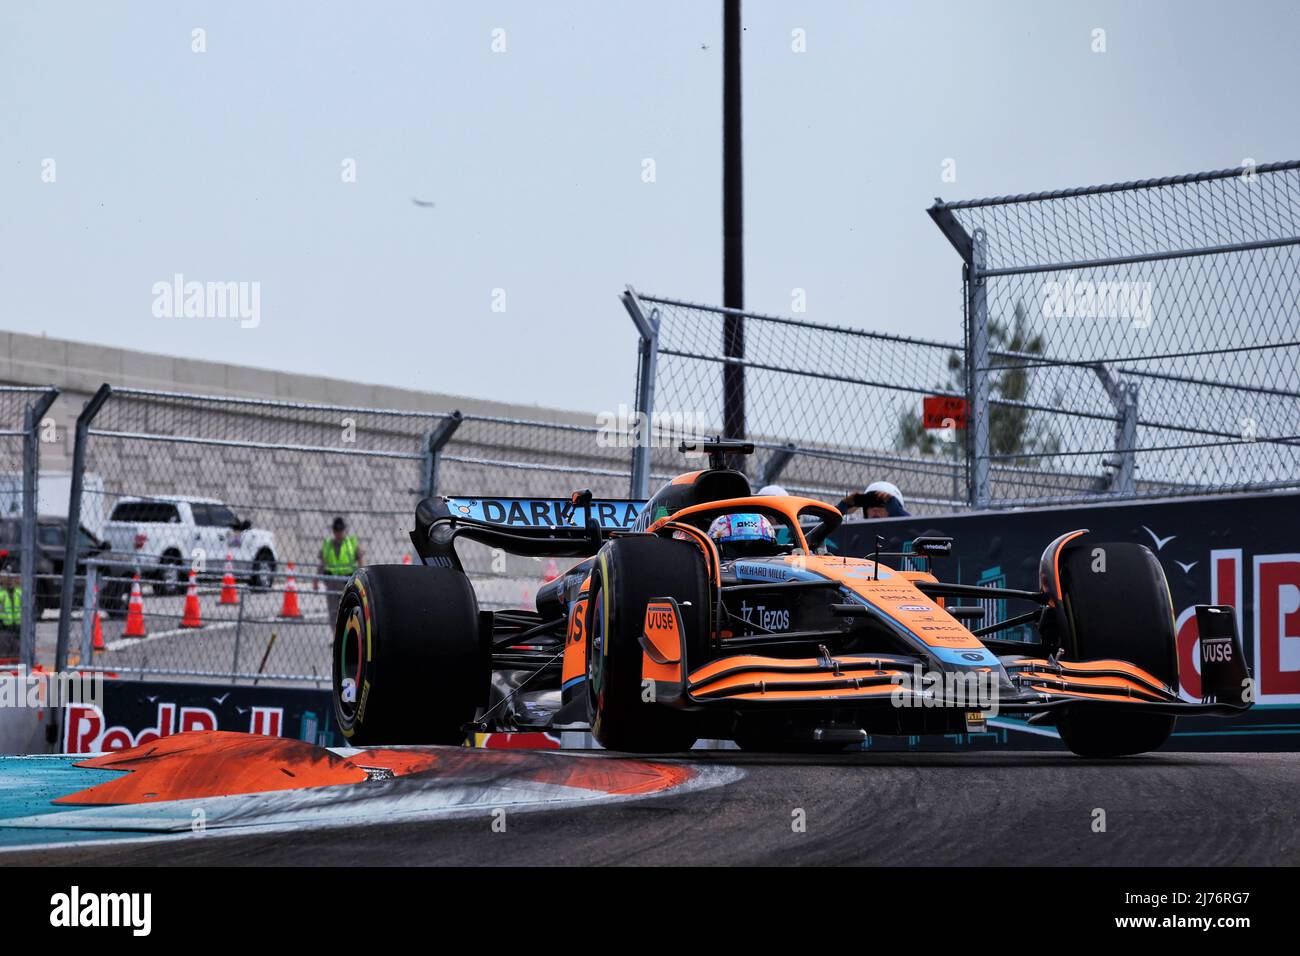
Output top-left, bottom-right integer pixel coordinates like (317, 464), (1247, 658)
(279, 563), (302, 619)
(402, 553), (412, 565)
(220, 553), (239, 605)
(124, 572), (147, 638)
(92, 583), (105, 652)
(180, 569), (204, 628)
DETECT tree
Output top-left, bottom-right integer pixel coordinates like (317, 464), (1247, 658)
(897, 301), (1059, 464)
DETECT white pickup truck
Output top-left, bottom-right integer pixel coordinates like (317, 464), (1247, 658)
(101, 496), (279, 593)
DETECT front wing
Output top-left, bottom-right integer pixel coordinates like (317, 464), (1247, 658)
(641, 600), (1252, 718)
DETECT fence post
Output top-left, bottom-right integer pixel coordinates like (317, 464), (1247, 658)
(1113, 381), (1139, 495)
(758, 443), (797, 488)
(420, 410), (463, 499)
(1091, 365), (1139, 494)
(19, 386), (59, 670)
(230, 590), (246, 684)
(967, 229), (991, 509)
(79, 561), (97, 664)
(622, 286), (660, 500)
(1118, 382), (1139, 495)
(950, 429), (962, 509)
(49, 383), (112, 744)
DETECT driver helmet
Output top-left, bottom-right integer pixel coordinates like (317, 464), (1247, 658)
(707, 513), (779, 559)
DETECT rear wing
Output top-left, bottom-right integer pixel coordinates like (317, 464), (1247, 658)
(443, 497), (643, 531)
(412, 495), (646, 568)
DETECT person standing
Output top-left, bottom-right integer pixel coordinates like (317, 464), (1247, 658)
(0, 556), (19, 660)
(836, 480), (910, 519)
(0, 560), (21, 629)
(318, 516), (363, 625)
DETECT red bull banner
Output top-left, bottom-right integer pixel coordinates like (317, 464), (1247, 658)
(61, 682), (337, 754)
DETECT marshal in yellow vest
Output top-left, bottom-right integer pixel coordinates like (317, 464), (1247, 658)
(321, 536), (359, 576)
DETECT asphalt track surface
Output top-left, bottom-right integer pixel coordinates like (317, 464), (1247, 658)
(9, 750), (1299, 866)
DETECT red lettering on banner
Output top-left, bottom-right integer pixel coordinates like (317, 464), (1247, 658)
(1176, 550), (1240, 701)
(61, 701), (205, 754)
(100, 727), (134, 751)
(63, 704), (103, 753)
(61, 700), (292, 753)
(1176, 607), (1201, 700)
(179, 707), (218, 734)
(135, 703), (176, 747)
(1215, 549), (1243, 639)
(249, 707), (283, 736)
(1255, 555), (1300, 702)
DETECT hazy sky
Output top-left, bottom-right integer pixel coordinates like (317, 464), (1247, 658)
(4, 1), (1299, 415)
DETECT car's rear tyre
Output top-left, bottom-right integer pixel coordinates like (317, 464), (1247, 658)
(586, 536), (707, 753)
(331, 565), (487, 745)
(1055, 541), (1177, 757)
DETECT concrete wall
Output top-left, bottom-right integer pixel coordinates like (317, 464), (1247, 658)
(0, 329), (632, 609)
(1, 329), (599, 472)
(2, 328), (1156, 525)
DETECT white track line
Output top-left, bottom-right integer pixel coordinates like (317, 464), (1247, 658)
(101, 613), (330, 652)
(103, 622), (236, 652)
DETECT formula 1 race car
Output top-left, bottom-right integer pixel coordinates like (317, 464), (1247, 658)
(331, 440), (1252, 756)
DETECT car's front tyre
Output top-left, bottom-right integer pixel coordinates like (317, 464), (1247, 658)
(1055, 541), (1178, 757)
(586, 536), (706, 753)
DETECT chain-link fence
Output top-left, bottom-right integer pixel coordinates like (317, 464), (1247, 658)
(47, 385), (637, 686)
(930, 159), (1300, 507)
(427, 411), (638, 612)
(622, 289), (1095, 513)
(32, 160), (1300, 689)
(627, 161), (1300, 512)
(0, 385), (60, 669)
(435, 414), (636, 500)
(623, 288), (969, 511)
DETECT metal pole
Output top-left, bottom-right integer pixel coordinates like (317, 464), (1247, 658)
(230, 589), (245, 684)
(622, 287), (660, 500)
(951, 429), (961, 508)
(722, 0), (745, 446)
(19, 387), (58, 670)
(79, 561), (97, 663)
(1092, 366), (1139, 495)
(968, 230), (991, 508)
(420, 411), (464, 499)
(758, 443), (796, 488)
(1114, 382), (1139, 494)
(49, 383), (112, 744)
